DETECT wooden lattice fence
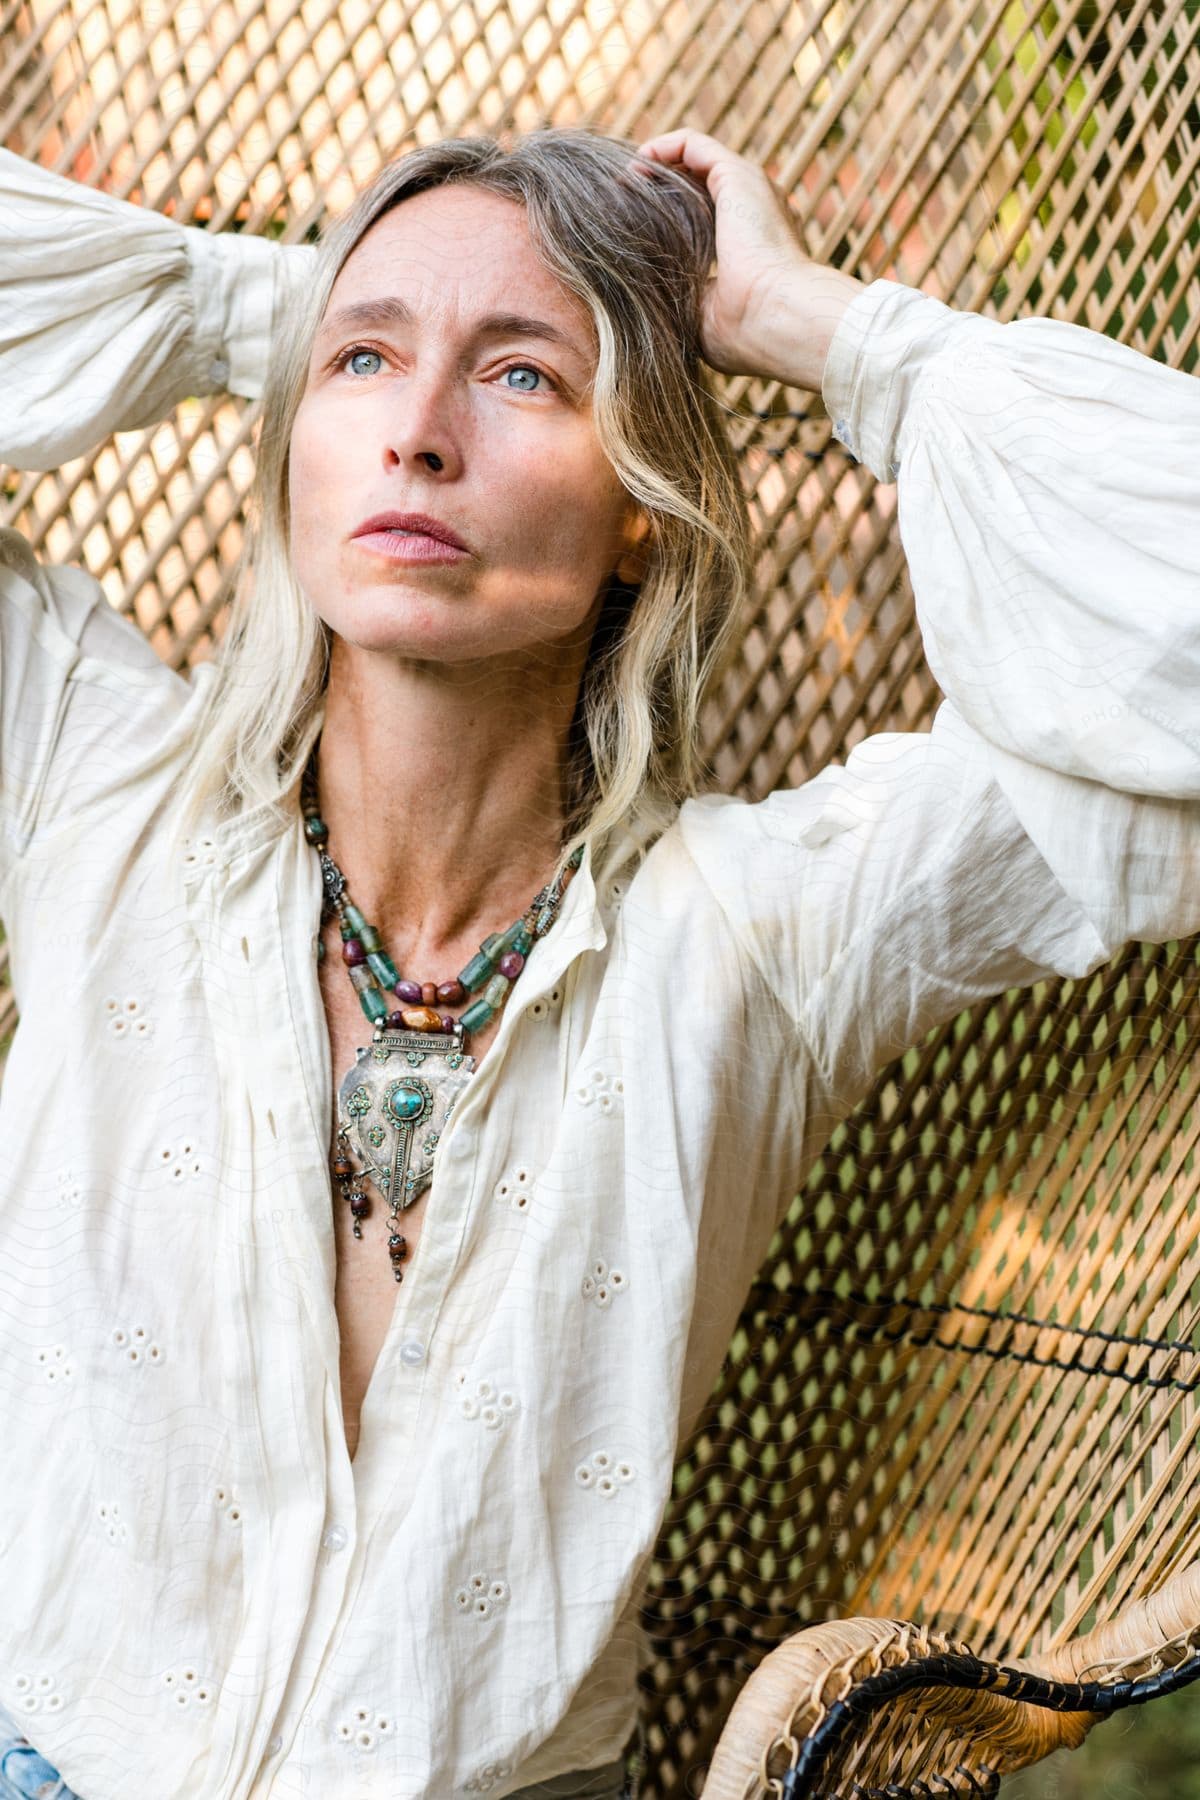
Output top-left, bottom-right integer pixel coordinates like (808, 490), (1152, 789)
(3, 1), (1199, 1792)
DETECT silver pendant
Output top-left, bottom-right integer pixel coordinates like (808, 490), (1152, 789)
(336, 1026), (476, 1212)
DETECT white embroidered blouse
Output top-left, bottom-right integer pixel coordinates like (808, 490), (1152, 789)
(1, 149), (1198, 1800)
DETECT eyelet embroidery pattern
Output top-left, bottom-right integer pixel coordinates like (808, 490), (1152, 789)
(9, 1672), (65, 1717)
(454, 1371), (518, 1432)
(97, 1500), (128, 1547)
(463, 1761), (514, 1793)
(580, 1259), (628, 1309)
(574, 1449), (637, 1498)
(334, 1704), (397, 1751)
(159, 1141), (203, 1184)
(110, 1324), (165, 1367)
(526, 983), (563, 1023)
(181, 835), (220, 869)
(453, 1570), (511, 1621)
(54, 1167), (87, 1213)
(161, 1667), (216, 1708)
(34, 1343), (73, 1384)
(572, 1067), (625, 1116)
(103, 994), (154, 1043)
(492, 1165), (533, 1211)
(214, 1485), (243, 1528)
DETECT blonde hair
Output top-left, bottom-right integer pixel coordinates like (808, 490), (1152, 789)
(170, 125), (753, 888)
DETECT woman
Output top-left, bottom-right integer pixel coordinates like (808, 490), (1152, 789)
(0, 123), (1197, 1800)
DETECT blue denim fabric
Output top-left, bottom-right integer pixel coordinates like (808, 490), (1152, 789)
(0, 1702), (80, 1800)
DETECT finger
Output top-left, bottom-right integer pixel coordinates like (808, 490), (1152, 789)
(635, 127), (732, 178)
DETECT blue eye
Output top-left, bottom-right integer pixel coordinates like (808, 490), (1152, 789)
(502, 365), (544, 391)
(345, 348), (382, 377)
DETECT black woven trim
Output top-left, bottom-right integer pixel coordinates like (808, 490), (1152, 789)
(822, 1771), (1000, 1799)
(744, 1286), (1200, 1393)
(777, 1645), (1200, 1800)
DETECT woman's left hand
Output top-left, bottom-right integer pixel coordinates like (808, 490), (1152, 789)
(633, 127), (865, 391)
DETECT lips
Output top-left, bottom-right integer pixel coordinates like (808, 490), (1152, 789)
(352, 511), (470, 552)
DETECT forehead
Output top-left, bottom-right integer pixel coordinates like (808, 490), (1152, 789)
(324, 184), (595, 355)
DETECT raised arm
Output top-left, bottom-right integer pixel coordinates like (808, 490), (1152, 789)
(0, 155), (316, 873)
(637, 128), (1200, 1130)
(0, 151), (316, 470)
(682, 279), (1200, 1124)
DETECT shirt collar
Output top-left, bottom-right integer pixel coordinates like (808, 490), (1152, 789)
(211, 795), (610, 999)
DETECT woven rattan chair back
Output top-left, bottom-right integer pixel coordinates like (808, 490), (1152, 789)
(2, 2), (1199, 1793)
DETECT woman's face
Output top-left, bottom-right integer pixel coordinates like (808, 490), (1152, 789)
(288, 183), (645, 668)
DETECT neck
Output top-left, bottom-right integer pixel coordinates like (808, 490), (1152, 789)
(314, 636), (584, 964)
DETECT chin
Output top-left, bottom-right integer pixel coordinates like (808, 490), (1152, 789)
(325, 608), (527, 666)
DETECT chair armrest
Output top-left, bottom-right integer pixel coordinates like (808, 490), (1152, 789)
(702, 1563), (1200, 1799)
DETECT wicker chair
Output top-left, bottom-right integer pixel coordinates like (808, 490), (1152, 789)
(3, 1), (1198, 1793)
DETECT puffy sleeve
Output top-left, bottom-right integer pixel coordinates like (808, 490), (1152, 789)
(678, 278), (1200, 1120)
(0, 149), (317, 469)
(0, 154), (316, 875)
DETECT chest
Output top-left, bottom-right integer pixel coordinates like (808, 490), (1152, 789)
(318, 937), (504, 1459)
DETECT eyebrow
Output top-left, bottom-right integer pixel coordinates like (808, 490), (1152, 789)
(315, 295), (589, 363)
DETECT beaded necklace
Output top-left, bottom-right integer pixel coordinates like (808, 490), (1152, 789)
(300, 745), (582, 1281)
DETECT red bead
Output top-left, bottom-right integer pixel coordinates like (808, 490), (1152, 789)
(498, 951), (524, 978)
(349, 1191), (370, 1219)
(342, 938), (366, 966)
(441, 1013), (456, 1033)
(388, 1010), (406, 1028)
(421, 983), (438, 1007)
(437, 979), (466, 1005)
(332, 1156), (353, 1179)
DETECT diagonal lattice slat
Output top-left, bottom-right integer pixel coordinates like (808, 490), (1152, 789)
(2, 2), (1199, 1793)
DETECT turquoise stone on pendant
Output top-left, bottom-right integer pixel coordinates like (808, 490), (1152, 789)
(383, 1076), (433, 1132)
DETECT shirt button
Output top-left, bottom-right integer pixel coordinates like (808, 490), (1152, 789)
(399, 1340), (426, 1366)
(322, 1523), (349, 1552)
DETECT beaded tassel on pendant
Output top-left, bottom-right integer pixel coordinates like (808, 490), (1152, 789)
(301, 746), (581, 1280)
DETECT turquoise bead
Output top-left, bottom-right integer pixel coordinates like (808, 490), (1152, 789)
(481, 933), (504, 957)
(367, 950), (399, 988)
(461, 950), (497, 993)
(388, 1086), (425, 1121)
(498, 921), (533, 956)
(360, 988), (388, 1023)
(483, 973), (510, 1009)
(459, 998), (495, 1033)
(358, 924), (382, 953)
(343, 903), (368, 935)
(303, 815), (328, 845)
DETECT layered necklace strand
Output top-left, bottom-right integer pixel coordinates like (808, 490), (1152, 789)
(301, 744), (582, 1281)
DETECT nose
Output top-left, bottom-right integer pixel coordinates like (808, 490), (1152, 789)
(380, 362), (459, 479)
